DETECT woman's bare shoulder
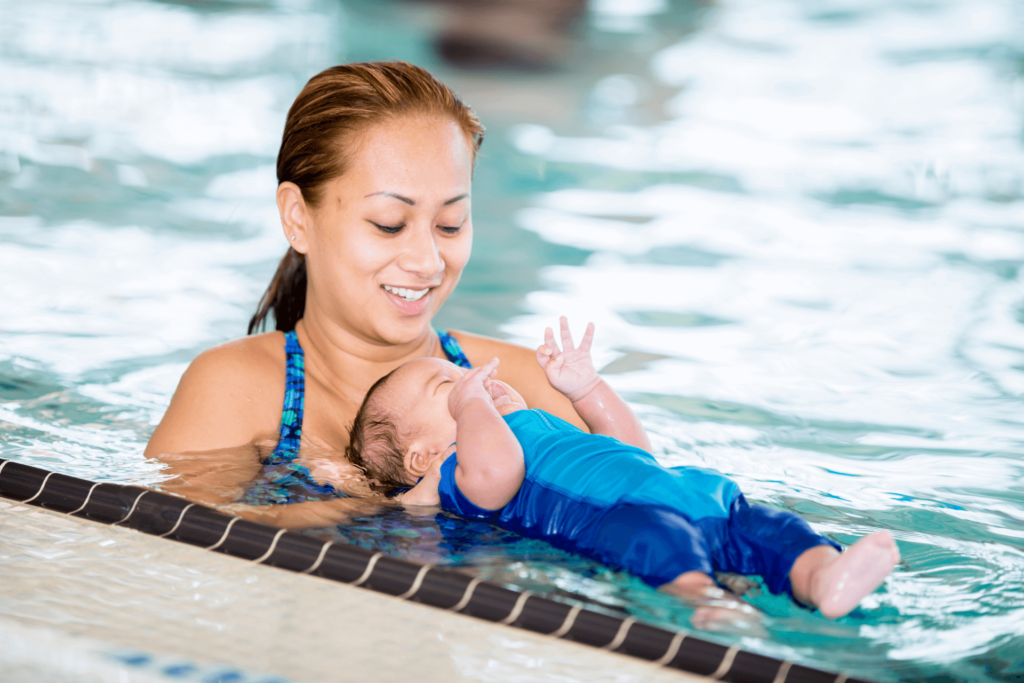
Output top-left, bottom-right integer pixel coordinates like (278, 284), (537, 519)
(145, 332), (287, 457)
(193, 332), (285, 375)
(182, 333), (287, 401)
(447, 329), (534, 365)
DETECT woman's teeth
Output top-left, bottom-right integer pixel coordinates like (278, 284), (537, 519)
(383, 285), (429, 302)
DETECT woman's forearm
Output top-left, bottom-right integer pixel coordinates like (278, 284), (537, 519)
(571, 379), (652, 452)
(219, 497), (381, 530)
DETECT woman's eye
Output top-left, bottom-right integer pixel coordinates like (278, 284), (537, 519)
(438, 219), (466, 235)
(370, 221), (404, 234)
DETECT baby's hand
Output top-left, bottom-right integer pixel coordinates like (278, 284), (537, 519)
(448, 357), (500, 419)
(536, 317), (601, 402)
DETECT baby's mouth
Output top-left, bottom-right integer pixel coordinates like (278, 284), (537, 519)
(382, 285), (430, 302)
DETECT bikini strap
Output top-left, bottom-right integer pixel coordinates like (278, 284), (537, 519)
(436, 329), (473, 368)
(276, 329), (305, 457)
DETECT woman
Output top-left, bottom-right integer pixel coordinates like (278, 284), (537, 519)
(146, 62), (583, 527)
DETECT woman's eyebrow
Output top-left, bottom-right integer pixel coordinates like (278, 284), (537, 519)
(443, 193), (469, 205)
(365, 191), (468, 206)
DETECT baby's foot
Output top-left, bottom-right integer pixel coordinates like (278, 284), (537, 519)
(811, 531), (899, 619)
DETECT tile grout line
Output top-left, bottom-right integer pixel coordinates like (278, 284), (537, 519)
(205, 517), (241, 551)
(158, 503), (195, 538)
(773, 660), (793, 683)
(67, 482), (100, 516)
(602, 616), (635, 651)
(395, 564), (433, 600)
(653, 631), (687, 667)
(300, 541), (333, 574)
(350, 552), (383, 587)
(548, 604), (582, 638)
(251, 528), (288, 564)
(113, 490), (148, 525)
(449, 577), (481, 613)
(710, 644), (740, 680)
(497, 590), (532, 626)
(20, 472), (54, 504)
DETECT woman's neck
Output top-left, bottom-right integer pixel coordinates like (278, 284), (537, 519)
(295, 305), (441, 405)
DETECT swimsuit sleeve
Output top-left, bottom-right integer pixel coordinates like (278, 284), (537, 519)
(437, 454), (501, 520)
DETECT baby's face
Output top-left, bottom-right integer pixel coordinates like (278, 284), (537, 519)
(391, 358), (467, 450)
(387, 358), (525, 470)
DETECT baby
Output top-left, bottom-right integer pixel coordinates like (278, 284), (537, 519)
(347, 318), (899, 618)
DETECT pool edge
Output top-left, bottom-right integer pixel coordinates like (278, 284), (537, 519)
(0, 457), (873, 683)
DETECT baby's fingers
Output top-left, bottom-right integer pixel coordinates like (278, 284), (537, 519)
(559, 316), (575, 351)
(578, 322), (596, 354)
(459, 358), (499, 386)
(481, 356), (500, 377)
(544, 327), (560, 356)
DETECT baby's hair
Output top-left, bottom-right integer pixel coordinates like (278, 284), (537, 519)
(346, 369), (411, 493)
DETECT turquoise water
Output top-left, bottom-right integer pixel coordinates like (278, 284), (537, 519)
(2, 0), (1024, 680)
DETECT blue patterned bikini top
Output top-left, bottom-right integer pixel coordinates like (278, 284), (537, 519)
(241, 329), (473, 505)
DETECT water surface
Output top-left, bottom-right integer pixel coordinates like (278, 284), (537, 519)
(2, 0), (1024, 680)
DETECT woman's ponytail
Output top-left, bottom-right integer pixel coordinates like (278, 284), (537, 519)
(247, 248), (307, 334)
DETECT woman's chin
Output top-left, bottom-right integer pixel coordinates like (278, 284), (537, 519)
(374, 311), (440, 347)
(383, 287), (433, 316)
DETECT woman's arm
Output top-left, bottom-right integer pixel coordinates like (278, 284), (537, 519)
(449, 330), (588, 431)
(145, 334), (286, 504)
(220, 497), (384, 530)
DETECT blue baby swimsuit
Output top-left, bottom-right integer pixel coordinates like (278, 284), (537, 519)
(437, 409), (839, 595)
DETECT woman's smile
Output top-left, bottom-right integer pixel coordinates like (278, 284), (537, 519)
(381, 284), (433, 315)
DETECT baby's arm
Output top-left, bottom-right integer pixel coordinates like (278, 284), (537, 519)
(450, 359), (526, 510)
(537, 318), (652, 452)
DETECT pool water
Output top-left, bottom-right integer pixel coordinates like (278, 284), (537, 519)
(2, 0), (1024, 681)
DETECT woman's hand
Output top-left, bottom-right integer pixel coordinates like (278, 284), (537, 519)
(448, 357), (500, 419)
(536, 317), (601, 403)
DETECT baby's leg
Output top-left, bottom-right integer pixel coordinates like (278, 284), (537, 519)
(716, 495), (897, 618)
(590, 504), (762, 632)
(789, 531), (899, 619)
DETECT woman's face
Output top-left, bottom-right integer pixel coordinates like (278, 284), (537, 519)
(302, 114), (474, 348)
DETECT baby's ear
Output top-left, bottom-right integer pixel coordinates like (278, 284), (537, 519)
(405, 447), (431, 478)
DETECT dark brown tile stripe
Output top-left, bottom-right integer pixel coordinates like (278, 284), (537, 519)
(0, 457), (874, 683)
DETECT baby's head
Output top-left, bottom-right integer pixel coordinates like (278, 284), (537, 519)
(347, 358), (466, 492)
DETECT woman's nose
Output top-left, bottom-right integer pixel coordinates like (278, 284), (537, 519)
(399, 223), (445, 279)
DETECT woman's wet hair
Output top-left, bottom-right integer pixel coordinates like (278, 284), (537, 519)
(345, 369), (411, 493)
(249, 61), (486, 334)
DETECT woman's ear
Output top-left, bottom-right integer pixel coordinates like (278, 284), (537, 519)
(277, 181), (312, 254)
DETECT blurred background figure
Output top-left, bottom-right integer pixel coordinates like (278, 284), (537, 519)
(406, 0), (588, 71)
